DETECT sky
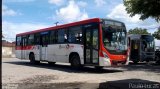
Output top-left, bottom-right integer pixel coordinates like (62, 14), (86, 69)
(2, 0), (160, 45)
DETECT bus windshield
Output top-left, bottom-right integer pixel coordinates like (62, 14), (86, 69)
(102, 20), (127, 54)
(141, 35), (154, 52)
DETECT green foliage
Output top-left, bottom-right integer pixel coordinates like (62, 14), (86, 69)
(128, 27), (149, 34)
(124, 0), (160, 22)
(152, 28), (160, 39)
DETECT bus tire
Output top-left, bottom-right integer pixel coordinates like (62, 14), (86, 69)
(29, 53), (40, 64)
(48, 62), (56, 65)
(95, 66), (103, 70)
(133, 60), (138, 64)
(70, 54), (81, 68)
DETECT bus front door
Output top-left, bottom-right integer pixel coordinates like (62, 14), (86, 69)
(40, 32), (49, 61)
(130, 40), (140, 62)
(84, 25), (99, 65)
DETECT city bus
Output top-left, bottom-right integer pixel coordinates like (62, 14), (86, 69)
(128, 34), (155, 63)
(15, 18), (129, 68)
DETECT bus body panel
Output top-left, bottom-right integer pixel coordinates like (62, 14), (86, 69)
(15, 50), (21, 59)
(65, 44), (84, 64)
(47, 44), (57, 62)
(48, 44), (84, 63)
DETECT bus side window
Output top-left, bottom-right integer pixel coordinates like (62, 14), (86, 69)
(45, 34), (49, 45)
(68, 26), (82, 43)
(64, 30), (68, 42)
(50, 31), (55, 44)
(22, 36), (27, 46)
(55, 31), (58, 43)
(35, 33), (40, 45)
(28, 34), (34, 45)
(58, 29), (65, 43)
(16, 36), (22, 46)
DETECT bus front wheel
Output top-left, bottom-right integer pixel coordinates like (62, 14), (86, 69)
(70, 55), (81, 68)
(29, 53), (40, 64)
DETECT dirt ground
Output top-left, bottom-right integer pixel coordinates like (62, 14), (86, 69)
(2, 58), (160, 89)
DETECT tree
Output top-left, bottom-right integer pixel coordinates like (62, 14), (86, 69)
(124, 0), (160, 22)
(152, 27), (160, 39)
(128, 27), (149, 34)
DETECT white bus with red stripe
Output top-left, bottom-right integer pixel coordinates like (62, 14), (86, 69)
(16, 18), (129, 68)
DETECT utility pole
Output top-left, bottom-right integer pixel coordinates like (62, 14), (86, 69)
(55, 22), (59, 26)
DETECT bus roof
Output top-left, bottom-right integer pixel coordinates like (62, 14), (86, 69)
(16, 18), (100, 36)
(16, 18), (124, 36)
(101, 18), (125, 24)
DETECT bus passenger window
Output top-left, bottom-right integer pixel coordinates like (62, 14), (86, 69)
(50, 31), (55, 44)
(64, 30), (68, 42)
(28, 34), (34, 45)
(58, 29), (65, 43)
(68, 26), (82, 43)
(16, 36), (22, 46)
(35, 33), (40, 44)
(55, 31), (58, 43)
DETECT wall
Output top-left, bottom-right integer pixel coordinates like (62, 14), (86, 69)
(2, 46), (15, 58)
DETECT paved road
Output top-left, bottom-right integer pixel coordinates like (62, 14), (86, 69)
(2, 58), (160, 89)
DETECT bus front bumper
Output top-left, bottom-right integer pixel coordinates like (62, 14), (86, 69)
(99, 56), (129, 67)
(99, 57), (111, 66)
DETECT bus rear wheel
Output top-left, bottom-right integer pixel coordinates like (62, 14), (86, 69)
(29, 53), (40, 64)
(70, 55), (81, 68)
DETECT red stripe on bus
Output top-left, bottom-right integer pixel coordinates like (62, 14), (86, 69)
(16, 46), (34, 50)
